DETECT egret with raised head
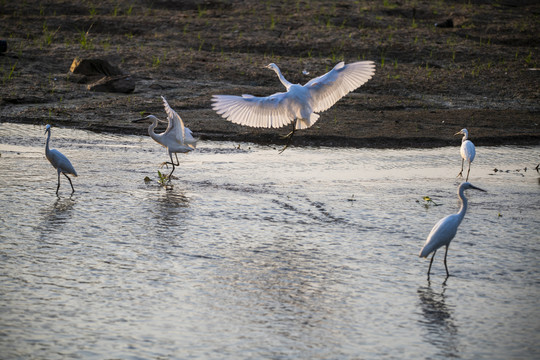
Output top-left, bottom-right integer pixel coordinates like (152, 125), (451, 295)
(455, 128), (475, 181)
(211, 61), (375, 152)
(44, 124), (78, 196)
(133, 96), (197, 181)
(419, 182), (486, 279)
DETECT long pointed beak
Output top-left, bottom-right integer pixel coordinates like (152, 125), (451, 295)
(132, 118), (148, 123)
(470, 184), (487, 192)
(454, 131), (462, 136)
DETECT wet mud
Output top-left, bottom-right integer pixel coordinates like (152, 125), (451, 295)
(0, 0), (538, 148)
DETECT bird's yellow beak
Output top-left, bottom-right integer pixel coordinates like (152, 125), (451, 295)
(454, 131), (462, 136)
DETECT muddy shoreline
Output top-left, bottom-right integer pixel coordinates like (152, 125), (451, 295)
(1, 0), (539, 148)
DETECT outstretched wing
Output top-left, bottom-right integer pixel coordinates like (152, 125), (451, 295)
(161, 96), (185, 144)
(212, 93), (296, 129)
(183, 127), (197, 149)
(304, 61), (375, 113)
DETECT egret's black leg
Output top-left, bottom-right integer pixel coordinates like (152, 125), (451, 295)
(457, 159), (464, 178)
(427, 250), (437, 279)
(167, 153), (180, 181)
(56, 171), (61, 196)
(63, 173), (75, 194)
(466, 164), (471, 182)
(443, 245), (450, 278)
(279, 124), (296, 154)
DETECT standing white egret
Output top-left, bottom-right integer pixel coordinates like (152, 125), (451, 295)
(44, 124), (78, 195)
(455, 128), (475, 181)
(211, 61), (375, 151)
(133, 96), (197, 181)
(419, 182), (486, 279)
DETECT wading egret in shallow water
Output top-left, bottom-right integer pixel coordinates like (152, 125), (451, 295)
(211, 61), (375, 152)
(455, 128), (475, 181)
(133, 96), (197, 181)
(44, 124), (78, 196)
(419, 182), (486, 279)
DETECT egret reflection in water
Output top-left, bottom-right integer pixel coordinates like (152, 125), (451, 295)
(417, 284), (460, 358)
(38, 197), (76, 238)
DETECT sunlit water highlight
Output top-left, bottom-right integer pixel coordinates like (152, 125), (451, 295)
(1, 123), (539, 359)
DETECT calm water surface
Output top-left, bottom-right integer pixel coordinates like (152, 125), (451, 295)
(0, 123), (539, 359)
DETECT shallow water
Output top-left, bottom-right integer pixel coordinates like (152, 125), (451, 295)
(0, 123), (539, 359)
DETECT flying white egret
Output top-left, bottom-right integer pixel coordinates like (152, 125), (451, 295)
(419, 182), (486, 279)
(211, 61), (375, 151)
(44, 124), (78, 195)
(455, 128), (475, 181)
(133, 96), (197, 181)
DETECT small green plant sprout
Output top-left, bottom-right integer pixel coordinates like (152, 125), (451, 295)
(197, 4), (207, 18)
(89, 3), (97, 17)
(157, 170), (168, 186)
(2, 61), (18, 84)
(42, 22), (60, 46)
(270, 13), (276, 30)
(152, 55), (161, 68)
(78, 24), (94, 50)
(524, 51), (533, 65)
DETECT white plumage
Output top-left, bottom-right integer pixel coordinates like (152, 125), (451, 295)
(455, 128), (476, 181)
(44, 124), (78, 195)
(419, 182), (486, 278)
(134, 96), (197, 181)
(212, 61), (376, 132)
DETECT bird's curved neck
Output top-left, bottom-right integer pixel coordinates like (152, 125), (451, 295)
(148, 117), (160, 140)
(45, 130), (51, 155)
(461, 133), (469, 142)
(456, 187), (469, 221)
(273, 66), (293, 90)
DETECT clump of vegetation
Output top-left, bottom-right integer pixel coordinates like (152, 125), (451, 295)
(157, 170), (168, 186)
(78, 25), (94, 50)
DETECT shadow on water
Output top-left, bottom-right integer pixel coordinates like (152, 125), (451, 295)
(417, 282), (460, 358)
(38, 197), (75, 239)
(148, 186), (191, 245)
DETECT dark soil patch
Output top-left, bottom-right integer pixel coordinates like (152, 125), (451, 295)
(1, 0), (539, 148)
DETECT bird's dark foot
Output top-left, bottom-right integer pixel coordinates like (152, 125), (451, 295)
(280, 131), (294, 140)
(278, 143), (291, 154)
(456, 171), (463, 178)
(278, 130), (295, 154)
(159, 162), (169, 169)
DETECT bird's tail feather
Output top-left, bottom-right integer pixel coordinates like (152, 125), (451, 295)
(295, 113), (320, 130)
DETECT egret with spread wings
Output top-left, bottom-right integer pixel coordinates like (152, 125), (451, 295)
(212, 61), (375, 152)
(134, 96), (197, 181)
